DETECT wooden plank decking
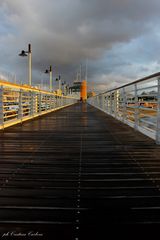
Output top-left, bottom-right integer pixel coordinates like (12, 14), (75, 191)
(0, 103), (160, 239)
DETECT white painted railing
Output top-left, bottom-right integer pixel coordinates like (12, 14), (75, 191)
(88, 72), (160, 144)
(0, 80), (77, 129)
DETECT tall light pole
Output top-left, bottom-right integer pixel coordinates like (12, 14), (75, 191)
(62, 81), (67, 95)
(19, 43), (32, 86)
(56, 75), (62, 95)
(45, 65), (53, 92)
(58, 75), (61, 92)
(49, 66), (53, 92)
(66, 84), (70, 95)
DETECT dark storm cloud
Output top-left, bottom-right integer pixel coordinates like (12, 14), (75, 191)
(0, 0), (160, 88)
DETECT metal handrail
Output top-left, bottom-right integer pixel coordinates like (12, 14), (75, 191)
(97, 72), (160, 96)
(87, 72), (160, 144)
(0, 80), (77, 130)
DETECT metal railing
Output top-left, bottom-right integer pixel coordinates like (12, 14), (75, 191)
(88, 72), (160, 144)
(0, 80), (77, 130)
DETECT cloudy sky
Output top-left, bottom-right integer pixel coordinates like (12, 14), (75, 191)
(0, 0), (160, 92)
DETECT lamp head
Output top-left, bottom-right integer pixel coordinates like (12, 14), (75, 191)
(19, 50), (28, 57)
(45, 69), (49, 74)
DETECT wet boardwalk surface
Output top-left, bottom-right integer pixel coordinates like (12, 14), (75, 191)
(0, 103), (160, 239)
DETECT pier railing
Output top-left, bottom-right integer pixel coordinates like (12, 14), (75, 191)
(88, 72), (160, 144)
(0, 80), (77, 129)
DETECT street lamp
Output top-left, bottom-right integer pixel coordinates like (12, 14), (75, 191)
(45, 65), (53, 92)
(66, 84), (70, 95)
(62, 81), (67, 95)
(58, 75), (61, 92)
(19, 43), (32, 86)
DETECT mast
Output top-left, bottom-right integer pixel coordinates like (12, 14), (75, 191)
(85, 59), (88, 82)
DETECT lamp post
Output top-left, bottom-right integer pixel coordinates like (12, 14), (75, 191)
(56, 75), (62, 95)
(58, 75), (61, 92)
(45, 65), (53, 92)
(62, 81), (67, 95)
(66, 84), (69, 95)
(19, 43), (32, 86)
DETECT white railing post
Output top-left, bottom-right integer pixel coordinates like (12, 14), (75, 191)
(106, 94), (109, 113)
(114, 90), (118, 118)
(59, 96), (61, 107)
(99, 95), (101, 109)
(61, 96), (63, 107)
(60, 97), (62, 107)
(109, 92), (112, 114)
(38, 92), (42, 114)
(123, 88), (127, 123)
(95, 96), (96, 107)
(45, 95), (48, 111)
(93, 97), (95, 107)
(0, 86), (4, 127)
(49, 95), (52, 110)
(53, 96), (56, 109)
(61, 97), (63, 107)
(30, 91), (35, 116)
(122, 87), (127, 123)
(18, 89), (23, 120)
(51, 96), (54, 110)
(102, 94), (105, 112)
(114, 91), (116, 117)
(134, 83), (139, 130)
(156, 78), (160, 144)
(35, 94), (38, 114)
(116, 90), (120, 119)
(96, 96), (99, 108)
(100, 95), (102, 109)
(56, 96), (59, 108)
(97, 96), (99, 108)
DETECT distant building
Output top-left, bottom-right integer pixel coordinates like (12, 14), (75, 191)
(69, 81), (81, 99)
(69, 81), (81, 93)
